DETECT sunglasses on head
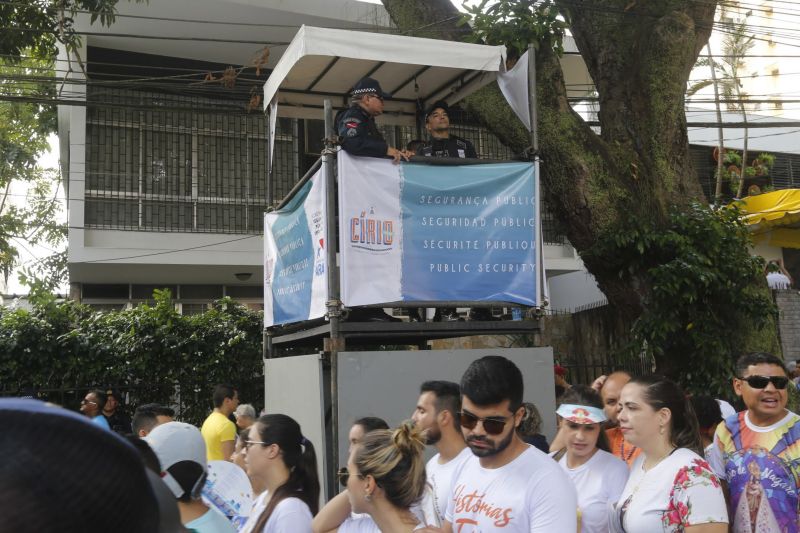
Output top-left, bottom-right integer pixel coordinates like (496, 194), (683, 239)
(740, 375), (789, 390)
(459, 410), (510, 435)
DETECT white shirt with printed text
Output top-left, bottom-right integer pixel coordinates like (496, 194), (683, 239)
(444, 445), (578, 532)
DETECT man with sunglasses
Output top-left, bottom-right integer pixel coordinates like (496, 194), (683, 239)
(441, 355), (577, 532)
(80, 389), (111, 431)
(709, 352), (800, 533)
(336, 77), (412, 163)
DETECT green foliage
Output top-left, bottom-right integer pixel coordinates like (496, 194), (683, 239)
(588, 202), (777, 397)
(717, 149), (775, 196)
(0, 55), (67, 289)
(459, 0), (567, 59)
(0, 0), (146, 59)
(0, 290), (264, 425)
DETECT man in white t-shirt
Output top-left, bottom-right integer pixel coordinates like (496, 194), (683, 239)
(441, 355), (578, 533)
(411, 380), (472, 523)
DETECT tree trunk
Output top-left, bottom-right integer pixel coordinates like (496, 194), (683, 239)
(381, 0), (780, 371)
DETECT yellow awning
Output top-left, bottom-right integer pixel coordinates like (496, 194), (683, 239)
(731, 189), (800, 229)
(731, 189), (800, 249)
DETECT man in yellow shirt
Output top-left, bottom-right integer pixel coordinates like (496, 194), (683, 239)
(200, 384), (239, 461)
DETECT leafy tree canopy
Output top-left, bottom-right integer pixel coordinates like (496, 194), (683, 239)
(0, 0), (144, 59)
(382, 0), (782, 393)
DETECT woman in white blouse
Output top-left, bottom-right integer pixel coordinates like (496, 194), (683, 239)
(551, 386), (629, 533)
(240, 414), (320, 533)
(312, 422), (429, 533)
(610, 376), (728, 533)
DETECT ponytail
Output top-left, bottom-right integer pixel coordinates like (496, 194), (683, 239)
(355, 421), (427, 509)
(630, 375), (703, 456)
(250, 415), (320, 532)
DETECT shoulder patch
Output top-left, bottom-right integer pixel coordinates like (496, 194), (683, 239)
(347, 128), (358, 137)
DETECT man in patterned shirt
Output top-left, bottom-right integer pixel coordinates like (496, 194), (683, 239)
(709, 352), (800, 533)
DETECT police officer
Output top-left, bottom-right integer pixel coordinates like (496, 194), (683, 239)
(417, 101), (493, 322)
(417, 100), (478, 158)
(337, 77), (412, 163)
(335, 78), (405, 323)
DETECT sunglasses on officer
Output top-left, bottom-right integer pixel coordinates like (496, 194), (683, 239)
(739, 375), (790, 390)
(458, 410), (512, 435)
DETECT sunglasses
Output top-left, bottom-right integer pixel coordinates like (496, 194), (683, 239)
(336, 467), (363, 487)
(244, 439), (268, 450)
(740, 375), (790, 390)
(80, 399), (97, 405)
(459, 410), (510, 435)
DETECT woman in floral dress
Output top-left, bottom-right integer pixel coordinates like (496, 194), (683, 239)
(610, 376), (728, 533)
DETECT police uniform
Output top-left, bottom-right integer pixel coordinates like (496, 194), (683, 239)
(418, 102), (493, 322)
(336, 105), (388, 158)
(417, 135), (477, 159)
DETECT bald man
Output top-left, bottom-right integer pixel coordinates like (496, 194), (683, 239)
(592, 371), (641, 466)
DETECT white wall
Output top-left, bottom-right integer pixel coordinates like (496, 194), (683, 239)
(547, 270), (606, 313)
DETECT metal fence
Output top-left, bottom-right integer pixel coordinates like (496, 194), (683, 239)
(0, 381), (263, 427)
(558, 351), (654, 387)
(83, 87), (569, 243)
(84, 86), (299, 234)
(691, 143), (800, 200)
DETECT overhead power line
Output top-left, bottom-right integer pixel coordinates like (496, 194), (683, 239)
(0, 26), (291, 46)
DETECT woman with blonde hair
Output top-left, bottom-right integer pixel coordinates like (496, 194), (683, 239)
(313, 422), (432, 533)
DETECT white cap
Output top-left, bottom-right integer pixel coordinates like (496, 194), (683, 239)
(145, 422), (207, 498)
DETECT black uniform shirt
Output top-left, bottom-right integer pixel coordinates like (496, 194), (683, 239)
(417, 135), (478, 159)
(336, 105), (389, 158)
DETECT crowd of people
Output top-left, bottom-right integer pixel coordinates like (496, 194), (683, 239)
(3, 79), (800, 532)
(2, 351), (799, 532)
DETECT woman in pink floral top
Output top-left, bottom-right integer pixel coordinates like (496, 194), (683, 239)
(610, 376), (728, 533)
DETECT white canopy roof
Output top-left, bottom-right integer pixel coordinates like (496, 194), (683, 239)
(262, 25), (507, 125)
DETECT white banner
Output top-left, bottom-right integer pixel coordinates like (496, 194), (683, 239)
(338, 153), (403, 306)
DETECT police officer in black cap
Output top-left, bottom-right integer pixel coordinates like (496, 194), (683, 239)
(336, 77), (412, 163)
(417, 100), (478, 159)
(416, 101), (492, 321)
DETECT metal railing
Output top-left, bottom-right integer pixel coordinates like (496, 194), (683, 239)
(83, 88), (569, 244)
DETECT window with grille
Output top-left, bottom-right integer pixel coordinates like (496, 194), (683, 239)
(85, 87), (299, 233)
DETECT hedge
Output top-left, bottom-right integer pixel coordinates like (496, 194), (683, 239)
(0, 290), (264, 425)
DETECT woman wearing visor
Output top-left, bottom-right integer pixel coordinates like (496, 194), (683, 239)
(551, 386), (629, 533)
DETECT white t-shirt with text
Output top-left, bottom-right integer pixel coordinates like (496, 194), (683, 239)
(444, 445), (578, 532)
(555, 449), (628, 533)
(611, 447), (728, 533)
(425, 447), (472, 523)
(239, 492), (313, 533)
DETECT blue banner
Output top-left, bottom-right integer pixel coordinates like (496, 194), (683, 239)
(339, 153), (537, 306)
(401, 162), (537, 304)
(264, 169), (328, 327)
